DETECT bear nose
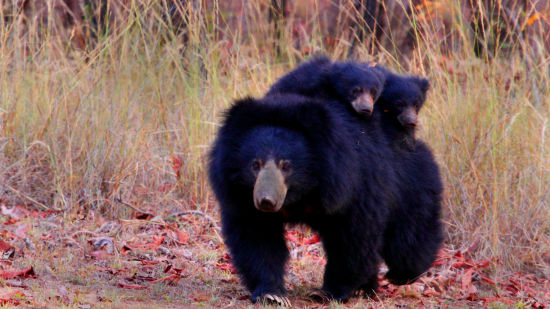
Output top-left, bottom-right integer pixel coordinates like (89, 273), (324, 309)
(259, 197), (276, 211)
(358, 107), (373, 115)
(398, 111), (417, 127)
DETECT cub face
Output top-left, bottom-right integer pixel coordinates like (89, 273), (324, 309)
(326, 62), (386, 116)
(379, 75), (430, 129)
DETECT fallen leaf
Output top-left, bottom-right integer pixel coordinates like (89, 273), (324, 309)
(475, 260), (491, 269)
(481, 276), (496, 285)
(171, 155), (183, 178)
(216, 262), (236, 274)
(0, 267), (36, 280)
(176, 229), (189, 244)
(0, 240), (12, 252)
(422, 286), (440, 297)
(147, 235), (165, 250)
(284, 231), (299, 244)
(117, 280), (148, 290)
(399, 286), (422, 299)
(150, 274), (181, 285)
(303, 234), (321, 245)
(461, 267), (477, 298)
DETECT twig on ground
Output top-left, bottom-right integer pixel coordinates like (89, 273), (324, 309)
(115, 198), (155, 218)
(2, 183), (59, 211)
(168, 210), (221, 232)
(70, 230), (99, 238)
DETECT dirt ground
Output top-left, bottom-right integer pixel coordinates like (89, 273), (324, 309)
(1, 203), (548, 308)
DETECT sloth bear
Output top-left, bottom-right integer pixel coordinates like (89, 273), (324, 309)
(208, 93), (443, 306)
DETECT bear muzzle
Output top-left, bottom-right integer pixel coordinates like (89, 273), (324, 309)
(351, 93), (374, 116)
(397, 107), (417, 128)
(253, 159), (288, 212)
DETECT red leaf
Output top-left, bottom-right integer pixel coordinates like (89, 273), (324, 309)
(146, 235), (164, 250)
(150, 274), (181, 285)
(171, 155), (183, 178)
(4, 218), (20, 225)
(461, 268), (477, 298)
(0, 267), (36, 279)
(481, 276), (496, 285)
(176, 229), (189, 244)
(216, 262), (237, 274)
(117, 280), (148, 290)
(284, 231), (299, 244)
(422, 287), (441, 297)
(0, 240), (12, 252)
(303, 234), (321, 245)
(452, 261), (473, 268)
(475, 260), (491, 269)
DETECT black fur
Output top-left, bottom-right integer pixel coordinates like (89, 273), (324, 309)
(380, 140), (443, 285)
(208, 93), (443, 303)
(266, 56), (386, 113)
(373, 65), (430, 150)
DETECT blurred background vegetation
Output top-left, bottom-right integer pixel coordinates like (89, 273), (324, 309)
(0, 0), (548, 277)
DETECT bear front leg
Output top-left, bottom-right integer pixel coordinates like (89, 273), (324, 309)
(221, 212), (289, 305)
(315, 215), (381, 302)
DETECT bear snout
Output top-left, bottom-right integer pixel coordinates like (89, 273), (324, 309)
(253, 159), (287, 212)
(398, 108), (417, 128)
(351, 93), (374, 116)
(257, 197), (277, 212)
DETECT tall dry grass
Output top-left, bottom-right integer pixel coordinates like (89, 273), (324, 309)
(0, 0), (548, 277)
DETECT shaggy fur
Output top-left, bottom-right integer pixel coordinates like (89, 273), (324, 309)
(266, 56), (386, 115)
(208, 93), (443, 303)
(373, 65), (430, 150)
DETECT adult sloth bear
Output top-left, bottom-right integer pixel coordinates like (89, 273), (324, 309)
(208, 93), (442, 306)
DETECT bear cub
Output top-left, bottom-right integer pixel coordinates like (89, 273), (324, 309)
(373, 65), (430, 150)
(267, 56), (386, 116)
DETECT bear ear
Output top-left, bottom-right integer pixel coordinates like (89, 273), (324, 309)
(416, 77), (430, 94)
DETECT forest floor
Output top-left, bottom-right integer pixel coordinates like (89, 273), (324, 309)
(0, 203), (548, 308)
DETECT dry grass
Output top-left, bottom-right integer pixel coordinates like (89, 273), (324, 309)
(1, 0), (549, 285)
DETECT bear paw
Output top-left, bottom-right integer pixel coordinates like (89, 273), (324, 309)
(253, 294), (291, 307)
(309, 289), (333, 303)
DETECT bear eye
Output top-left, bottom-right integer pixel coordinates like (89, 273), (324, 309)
(281, 161), (291, 172)
(351, 86), (363, 97)
(369, 87), (378, 97)
(252, 160), (261, 171)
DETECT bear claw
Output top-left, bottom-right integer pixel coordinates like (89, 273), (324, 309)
(309, 289), (332, 303)
(256, 294), (291, 307)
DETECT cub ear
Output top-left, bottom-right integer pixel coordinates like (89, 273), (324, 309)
(416, 77), (430, 94)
